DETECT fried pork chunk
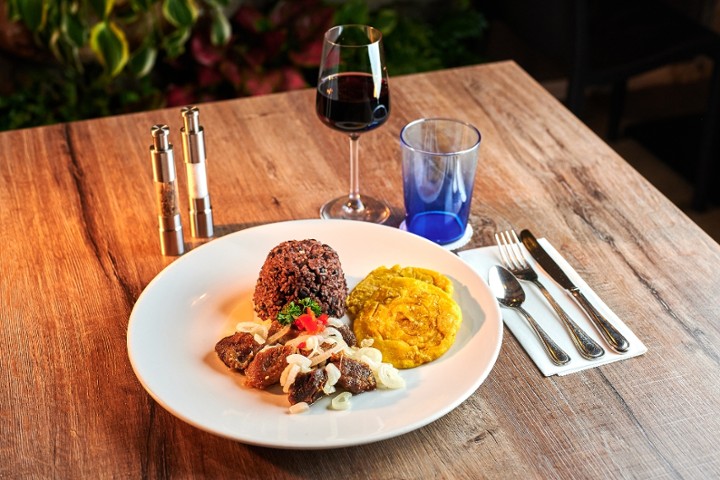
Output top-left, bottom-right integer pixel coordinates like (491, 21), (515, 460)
(245, 345), (294, 389)
(330, 355), (376, 394)
(288, 368), (328, 405)
(333, 323), (357, 347)
(267, 320), (302, 344)
(215, 332), (262, 372)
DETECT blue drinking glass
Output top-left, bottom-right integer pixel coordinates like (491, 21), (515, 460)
(400, 118), (481, 245)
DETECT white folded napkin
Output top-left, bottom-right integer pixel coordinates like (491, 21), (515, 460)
(459, 239), (647, 376)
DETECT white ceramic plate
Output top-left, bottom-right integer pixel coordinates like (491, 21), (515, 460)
(127, 219), (502, 449)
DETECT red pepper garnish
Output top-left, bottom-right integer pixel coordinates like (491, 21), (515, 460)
(293, 307), (327, 334)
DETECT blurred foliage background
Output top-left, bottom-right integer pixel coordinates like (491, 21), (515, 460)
(0, 0), (487, 131)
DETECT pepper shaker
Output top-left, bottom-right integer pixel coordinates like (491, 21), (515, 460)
(180, 106), (214, 238)
(149, 124), (185, 256)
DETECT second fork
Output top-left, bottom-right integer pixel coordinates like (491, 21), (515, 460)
(496, 230), (605, 360)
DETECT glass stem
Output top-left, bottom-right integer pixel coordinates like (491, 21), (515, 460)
(347, 133), (364, 212)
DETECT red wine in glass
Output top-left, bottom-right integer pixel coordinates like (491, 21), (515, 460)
(316, 25), (391, 223)
(316, 73), (390, 134)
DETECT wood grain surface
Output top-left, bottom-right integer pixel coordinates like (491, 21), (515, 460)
(2, 61), (720, 478)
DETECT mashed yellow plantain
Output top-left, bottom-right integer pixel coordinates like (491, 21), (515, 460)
(349, 267), (462, 369)
(347, 265), (454, 317)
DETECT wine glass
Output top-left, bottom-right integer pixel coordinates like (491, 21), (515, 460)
(316, 25), (391, 223)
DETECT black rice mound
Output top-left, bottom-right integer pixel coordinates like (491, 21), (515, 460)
(253, 239), (348, 321)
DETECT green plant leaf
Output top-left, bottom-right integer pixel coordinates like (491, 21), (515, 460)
(373, 9), (398, 36)
(49, 29), (64, 62)
(162, 27), (191, 58)
(210, 7), (231, 46)
(130, 0), (153, 11)
(162, 0), (198, 28)
(17, 0), (48, 31)
(7, 0), (21, 21)
(63, 11), (86, 47)
(90, 21), (130, 76)
(128, 44), (158, 78)
(49, 28), (83, 72)
(89, 0), (114, 19)
(333, 0), (369, 26)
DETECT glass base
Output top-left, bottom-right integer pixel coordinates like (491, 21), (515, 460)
(320, 195), (390, 224)
(405, 211), (465, 244)
(400, 220), (474, 249)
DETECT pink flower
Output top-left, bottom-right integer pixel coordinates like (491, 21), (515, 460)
(197, 66), (223, 87)
(282, 67), (307, 90)
(289, 38), (323, 67)
(234, 5), (264, 34)
(191, 34), (224, 67)
(220, 61), (243, 87)
(245, 71), (277, 96)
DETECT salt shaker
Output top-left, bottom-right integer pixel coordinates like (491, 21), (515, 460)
(180, 106), (214, 238)
(149, 124), (185, 256)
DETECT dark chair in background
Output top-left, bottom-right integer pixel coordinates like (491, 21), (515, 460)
(483, 0), (720, 209)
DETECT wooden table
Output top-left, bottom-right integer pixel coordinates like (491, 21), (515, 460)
(3, 61), (720, 478)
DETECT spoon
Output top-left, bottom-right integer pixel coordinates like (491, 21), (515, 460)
(489, 265), (571, 366)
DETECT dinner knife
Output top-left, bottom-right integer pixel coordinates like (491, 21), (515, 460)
(519, 229), (630, 353)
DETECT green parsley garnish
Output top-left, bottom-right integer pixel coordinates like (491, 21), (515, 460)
(277, 298), (322, 325)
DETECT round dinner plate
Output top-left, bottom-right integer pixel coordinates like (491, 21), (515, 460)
(127, 219), (502, 449)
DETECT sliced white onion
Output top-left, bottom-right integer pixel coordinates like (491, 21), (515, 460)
(325, 363), (341, 384)
(323, 327), (345, 345)
(286, 354), (312, 369)
(320, 336), (339, 347)
(330, 392), (352, 410)
(288, 402), (309, 414)
(327, 318), (345, 328)
(285, 334), (313, 348)
(376, 363), (405, 389)
(282, 364), (301, 393)
(235, 321), (269, 344)
(304, 336), (323, 358)
(322, 362), (341, 394)
(322, 328), (354, 356)
(359, 356), (380, 371)
(309, 343), (345, 367)
(354, 347), (382, 365)
(266, 325), (291, 345)
(279, 364), (293, 387)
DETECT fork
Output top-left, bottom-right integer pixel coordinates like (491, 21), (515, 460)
(495, 230), (605, 360)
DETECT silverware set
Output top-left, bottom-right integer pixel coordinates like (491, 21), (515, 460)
(489, 264), (571, 365)
(490, 229), (629, 365)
